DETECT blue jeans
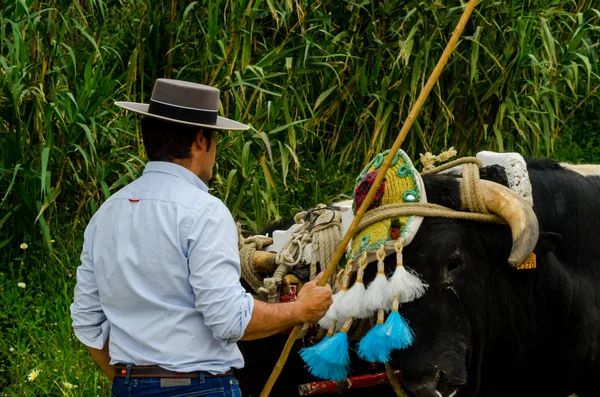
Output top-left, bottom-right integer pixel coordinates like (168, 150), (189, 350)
(111, 372), (242, 397)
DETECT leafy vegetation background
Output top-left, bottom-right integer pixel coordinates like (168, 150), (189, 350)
(1, 0), (598, 395)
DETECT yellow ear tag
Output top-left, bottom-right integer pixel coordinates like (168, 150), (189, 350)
(516, 253), (536, 270)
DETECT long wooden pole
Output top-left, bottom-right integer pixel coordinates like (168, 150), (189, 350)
(259, 1), (480, 395)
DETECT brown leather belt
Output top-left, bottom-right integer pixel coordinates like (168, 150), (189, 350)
(114, 365), (233, 379)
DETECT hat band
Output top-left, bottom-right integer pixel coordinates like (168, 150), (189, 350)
(148, 99), (218, 125)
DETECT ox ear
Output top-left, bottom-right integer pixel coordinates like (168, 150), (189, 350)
(533, 231), (562, 257)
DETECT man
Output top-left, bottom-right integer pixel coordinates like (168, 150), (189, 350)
(70, 79), (333, 396)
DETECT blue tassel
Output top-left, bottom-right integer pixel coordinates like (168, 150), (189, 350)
(357, 303), (414, 363)
(381, 309), (414, 351)
(300, 319), (353, 380)
(357, 322), (390, 363)
(299, 335), (331, 372)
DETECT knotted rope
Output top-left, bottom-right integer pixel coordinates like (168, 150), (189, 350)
(419, 146), (458, 172)
(421, 152), (488, 214)
(307, 206), (342, 282)
(238, 222), (273, 294)
(240, 205), (343, 303)
(268, 205), (342, 298)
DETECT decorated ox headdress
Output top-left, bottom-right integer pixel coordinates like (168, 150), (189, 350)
(300, 149), (429, 380)
(348, 148), (427, 261)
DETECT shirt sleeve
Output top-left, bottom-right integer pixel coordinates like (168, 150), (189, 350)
(70, 228), (110, 349)
(187, 201), (255, 343)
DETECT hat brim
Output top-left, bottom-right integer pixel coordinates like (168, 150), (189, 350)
(115, 102), (250, 131)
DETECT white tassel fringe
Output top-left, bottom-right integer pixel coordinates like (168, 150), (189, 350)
(388, 265), (427, 303)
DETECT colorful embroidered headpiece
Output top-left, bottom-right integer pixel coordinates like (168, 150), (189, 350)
(300, 149), (429, 381)
(348, 149), (427, 263)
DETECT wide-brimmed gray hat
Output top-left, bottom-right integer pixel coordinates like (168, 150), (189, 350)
(115, 78), (250, 131)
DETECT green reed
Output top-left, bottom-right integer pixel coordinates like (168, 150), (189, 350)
(0, 0), (598, 247)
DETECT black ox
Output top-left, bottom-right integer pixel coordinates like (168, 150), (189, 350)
(236, 158), (600, 397)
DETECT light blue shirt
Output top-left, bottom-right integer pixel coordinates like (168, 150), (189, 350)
(70, 161), (254, 373)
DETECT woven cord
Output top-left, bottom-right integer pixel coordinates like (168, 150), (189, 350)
(310, 206), (342, 286)
(461, 162), (489, 214)
(237, 222), (273, 294)
(420, 156), (481, 175)
(276, 205), (342, 277)
(421, 154), (489, 213)
(356, 202), (503, 235)
(420, 147), (458, 172)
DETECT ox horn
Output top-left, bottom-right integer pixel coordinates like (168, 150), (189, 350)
(477, 179), (539, 267)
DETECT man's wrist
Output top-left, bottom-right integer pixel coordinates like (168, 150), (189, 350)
(289, 300), (307, 324)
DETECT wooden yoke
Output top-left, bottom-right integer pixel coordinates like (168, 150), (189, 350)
(259, 0), (481, 395)
(252, 251), (278, 274)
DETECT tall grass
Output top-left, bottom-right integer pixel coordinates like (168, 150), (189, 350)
(1, 0), (598, 246)
(1, 230), (111, 396)
(0, 1), (599, 394)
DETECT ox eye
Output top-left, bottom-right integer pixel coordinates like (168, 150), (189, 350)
(447, 254), (462, 273)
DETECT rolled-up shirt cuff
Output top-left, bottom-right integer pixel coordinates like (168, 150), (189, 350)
(229, 292), (254, 343)
(73, 319), (110, 349)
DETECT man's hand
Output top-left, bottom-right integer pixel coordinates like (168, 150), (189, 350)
(295, 272), (333, 323)
(241, 272), (333, 340)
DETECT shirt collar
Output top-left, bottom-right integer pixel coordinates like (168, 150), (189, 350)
(143, 161), (209, 192)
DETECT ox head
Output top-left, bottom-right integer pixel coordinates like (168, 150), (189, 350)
(360, 171), (553, 397)
(378, 175), (509, 396)
(343, 151), (544, 397)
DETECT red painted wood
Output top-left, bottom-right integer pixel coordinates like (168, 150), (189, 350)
(298, 370), (402, 395)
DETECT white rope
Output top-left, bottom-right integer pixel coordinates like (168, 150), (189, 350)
(253, 205), (343, 303)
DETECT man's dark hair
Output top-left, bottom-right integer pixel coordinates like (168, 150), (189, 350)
(141, 117), (213, 162)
